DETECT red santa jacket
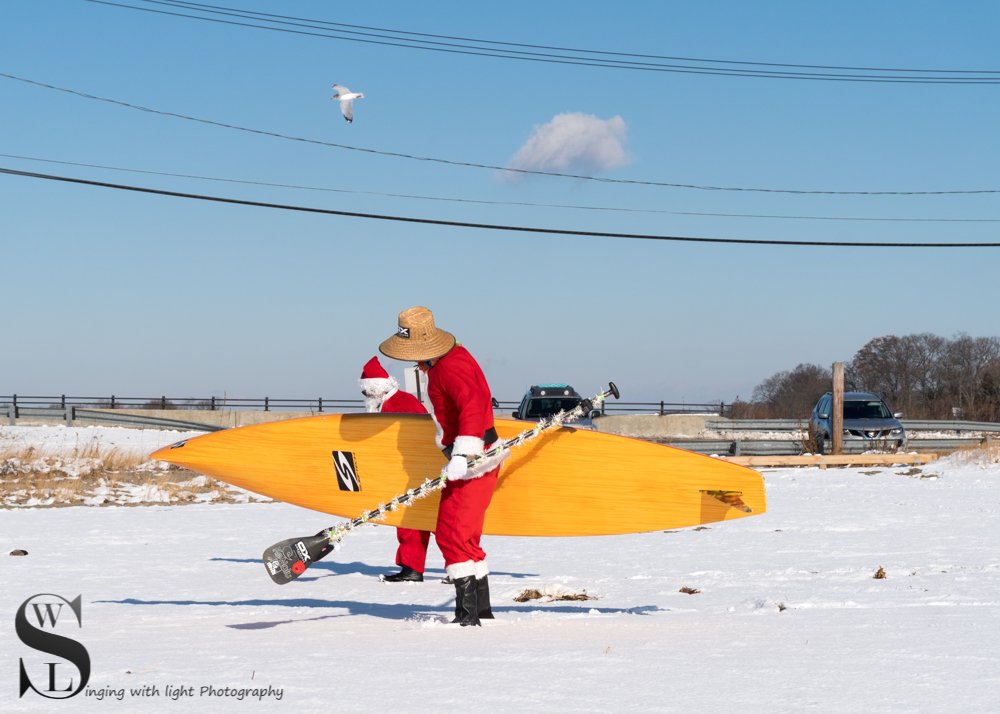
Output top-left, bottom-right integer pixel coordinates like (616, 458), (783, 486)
(427, 345), (496, 457)
(379, 388), (427, 415)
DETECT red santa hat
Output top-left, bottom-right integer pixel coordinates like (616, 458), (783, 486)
(361, 356), (389, 380)
(359, 356), (396, 396)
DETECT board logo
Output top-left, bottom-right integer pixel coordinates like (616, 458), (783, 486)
(15, 593), (91, 699)
(332, 451), (361, 491)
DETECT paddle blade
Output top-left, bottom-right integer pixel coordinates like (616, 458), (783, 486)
(262, 534), (333, 585)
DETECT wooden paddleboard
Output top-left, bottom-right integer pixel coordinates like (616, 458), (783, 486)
(151, 414), (766, 536)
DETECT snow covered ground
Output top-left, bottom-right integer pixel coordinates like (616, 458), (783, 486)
(2, 426), (1000, 712)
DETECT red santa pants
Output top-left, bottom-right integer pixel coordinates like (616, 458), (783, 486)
(394, 527), (431, 573)
(435, 467), (499, 571)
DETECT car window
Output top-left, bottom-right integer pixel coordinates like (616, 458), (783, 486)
(525, 398), (581, 418)
(844, 400), (892, 419)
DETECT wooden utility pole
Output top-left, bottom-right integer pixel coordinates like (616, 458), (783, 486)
(832, 362), (845, 455)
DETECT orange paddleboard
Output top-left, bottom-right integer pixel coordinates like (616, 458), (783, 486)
(151, 414), (766, 536)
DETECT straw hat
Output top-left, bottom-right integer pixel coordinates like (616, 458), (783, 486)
(379, 306), (456, 361)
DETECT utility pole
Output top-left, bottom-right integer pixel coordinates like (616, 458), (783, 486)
(832, 362), (845, 455)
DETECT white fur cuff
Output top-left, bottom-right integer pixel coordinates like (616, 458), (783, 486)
(452, 435), (485, 457)
(446, 560), (477, 580)
(474, 560), (489, 579)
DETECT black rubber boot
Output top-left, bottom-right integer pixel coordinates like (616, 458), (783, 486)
(476, 576), (494, 620)
(451, 575), (481, 627)
(381, 565), (423, 582)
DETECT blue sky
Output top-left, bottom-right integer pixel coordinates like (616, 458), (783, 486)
(2, 1), (999, 404)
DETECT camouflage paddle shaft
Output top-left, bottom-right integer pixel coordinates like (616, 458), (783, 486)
(262, 382), (619, 585)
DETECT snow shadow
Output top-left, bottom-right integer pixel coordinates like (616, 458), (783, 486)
(95, 597), (662, 628)
(209, 556), (538, 580)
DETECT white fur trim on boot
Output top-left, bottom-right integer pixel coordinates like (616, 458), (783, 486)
(446, 560), (477, 580)
(474, 560), (489, 579)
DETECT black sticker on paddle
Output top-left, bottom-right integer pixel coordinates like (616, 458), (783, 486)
(332, 451), (361, 491)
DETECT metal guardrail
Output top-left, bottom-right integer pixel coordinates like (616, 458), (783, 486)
(4, 405), (990, 455)
(2, 406), (224, 431)
(0, 394), (367, 412)
(491, 400), (728, 417)
(658, 437), (986, 456)
(1, 394), (730, 417)
(905, 437), (992, 451)
(74, 409), (225, 432)
(706, 418), (1000, 433)
(900, 420), (1000, 433)
(705, 419), (807, 431)
(600, 401), (726, 416)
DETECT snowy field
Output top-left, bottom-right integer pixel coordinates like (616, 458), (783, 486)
(2, 426), (1000, 712)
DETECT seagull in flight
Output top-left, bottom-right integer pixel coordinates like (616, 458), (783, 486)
(331, 84), (365, 123)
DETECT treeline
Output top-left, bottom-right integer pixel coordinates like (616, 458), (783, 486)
(732, 333), (1000, 420)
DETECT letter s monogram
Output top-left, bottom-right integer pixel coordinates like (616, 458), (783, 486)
(15, 594), (90, 699)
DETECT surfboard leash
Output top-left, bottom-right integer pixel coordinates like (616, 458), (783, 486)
(262, 382), (619, 585)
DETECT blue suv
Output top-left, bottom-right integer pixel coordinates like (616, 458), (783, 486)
(809, 391), (906, 454)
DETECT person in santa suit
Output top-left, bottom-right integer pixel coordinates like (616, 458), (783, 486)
(359, 355), (439, 583)
(379, 306), (508, 627)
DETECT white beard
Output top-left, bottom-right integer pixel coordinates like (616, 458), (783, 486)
(360, 375), (398, 413)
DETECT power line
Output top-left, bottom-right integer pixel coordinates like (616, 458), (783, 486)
(5, 72), (1000, 197)
(6, 152), (1000, 224)
(4, 166), (1000, 248)
(82, 0), (1000, 84)
(135, 0), (1000, 76)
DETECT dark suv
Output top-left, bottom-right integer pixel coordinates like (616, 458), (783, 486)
(809, 391), (906, 454)
(512, 384), (592, 426)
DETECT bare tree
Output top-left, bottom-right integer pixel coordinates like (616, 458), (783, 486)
(895, 333), (948, 417)
(849, 333), (946, 415)
(750, 332), (1000, 421)
(938, 334), (1000, 418)
(978, 359), (1000, 421)
(752, 363), (831, 418)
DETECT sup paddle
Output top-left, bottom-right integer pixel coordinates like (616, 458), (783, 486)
(262, 382), (619, 584)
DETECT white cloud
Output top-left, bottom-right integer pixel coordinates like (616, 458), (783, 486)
(505, 113), (629, 180)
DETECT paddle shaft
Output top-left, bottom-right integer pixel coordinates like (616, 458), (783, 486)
(261, 383), (618, 584)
